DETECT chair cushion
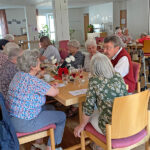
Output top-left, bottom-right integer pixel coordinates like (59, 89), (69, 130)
(17, 124), (56, 138)
(85, 123), (147, 149)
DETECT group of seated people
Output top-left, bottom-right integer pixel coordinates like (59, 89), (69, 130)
(0, 33), (136, 150)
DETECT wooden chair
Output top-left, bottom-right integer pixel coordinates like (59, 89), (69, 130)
(17, 124), (56, 150)
(132, 61), (141, 92)
(95, 37), (104, 53)
(59, 40), (69, 59)
(81, 90), (150, 150)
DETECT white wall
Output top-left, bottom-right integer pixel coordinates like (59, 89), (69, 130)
(38, 9), (53, 16)
(113, 1), (127, 31)
(68, 7), (88, 45)
(5, 8), (26, 35)
(89, 2), (113, 35)
(127, 0), (149, 39)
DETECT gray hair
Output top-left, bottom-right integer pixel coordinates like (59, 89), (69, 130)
(104, 35), (124, 47)
(3, 42), (19, 55)
(67, 39), (80, 49)
(4, 34), (14, 41)
(85, 39), (97, 50)
(17, 49), (40, 73)
(90, 53), (115, 78)
(8, 48), (22, 60)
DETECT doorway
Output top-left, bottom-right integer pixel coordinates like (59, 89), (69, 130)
(84, 13), (89, 41)
(120, 10), (127, 29)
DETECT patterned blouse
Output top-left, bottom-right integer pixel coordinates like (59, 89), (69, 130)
(6, 72), (51, 120)
(83, 72), (128, 134)
(0, 52), (8, 68)
(0, 60), (18, 100)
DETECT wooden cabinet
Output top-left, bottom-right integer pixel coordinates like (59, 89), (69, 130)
(14, 35), (27, 44)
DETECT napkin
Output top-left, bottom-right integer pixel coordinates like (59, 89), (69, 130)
(69, 89), (87, 96)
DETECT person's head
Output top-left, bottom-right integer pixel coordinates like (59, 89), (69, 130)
(0, 39), (9, 50)
(85, 39), (97, 56)
(7, 48), (23, 64)
(123, 28), (129, 36)
(40, 36), (52, 49)
(115, 28), (123, 37)
(4, 34), (14, 42)
(103, 35), (123, 59)
(115, 26), (120, 31)
(67, 39), (80, 55)
(140, 32), (147, 38)
(90, 53), (115, 78)
(17, 49), (40, 74)
(3, 42), (19, 55)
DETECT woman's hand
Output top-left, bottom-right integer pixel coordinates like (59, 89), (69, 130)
(74, 124), (85, 138)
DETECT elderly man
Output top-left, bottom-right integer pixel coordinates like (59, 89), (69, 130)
(136, 32), (150, 44)
(103, 35), (135, 93)
(0, 47), (22, 100)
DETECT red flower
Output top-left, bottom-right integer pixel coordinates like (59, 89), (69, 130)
(58, 67), (69, 78)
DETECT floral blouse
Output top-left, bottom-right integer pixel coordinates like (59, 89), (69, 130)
(83, 72), (128, 134)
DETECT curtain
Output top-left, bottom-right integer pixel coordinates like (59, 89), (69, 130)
(0, 9), (9, 36)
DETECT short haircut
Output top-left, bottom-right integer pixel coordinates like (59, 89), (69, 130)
(85, 39), (97, 50)
(67, 39), (80, 49)
(7, 48), (22, 60)
(104, 35), (124, 47)
(4, 34), (14, 41)
(17, 49), (40, 73)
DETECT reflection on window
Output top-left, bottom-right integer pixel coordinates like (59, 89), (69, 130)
(37, 16), (47, 32)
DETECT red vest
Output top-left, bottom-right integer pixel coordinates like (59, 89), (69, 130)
(111, 48), (136, 93)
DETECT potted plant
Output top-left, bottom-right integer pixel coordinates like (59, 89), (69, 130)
(88, 24), (94, 33)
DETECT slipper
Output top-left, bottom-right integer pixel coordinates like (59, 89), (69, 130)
(66, 107), (78, 118)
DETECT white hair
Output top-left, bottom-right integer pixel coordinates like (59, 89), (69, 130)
(90, 53), (115, 78)
(67, 39), (80, 49)
(3, 42), (19, 55)
(17, 49), (40, 73)
(85, 39), (97, 50)
(4, 34), (14, 41)
(7, 48), (22, 60)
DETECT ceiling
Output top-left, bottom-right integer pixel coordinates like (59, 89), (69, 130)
(0, 0), (127, 9)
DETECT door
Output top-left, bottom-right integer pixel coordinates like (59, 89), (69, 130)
(84, 13), (89, 41)
(120, 10), (127, 29)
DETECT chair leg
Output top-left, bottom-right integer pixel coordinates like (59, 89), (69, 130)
(50, 128), (55, 150)
(81, 131), (86, 150)
(145, 140), (150, 150)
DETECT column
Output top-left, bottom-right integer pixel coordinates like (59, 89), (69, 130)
(52, 0), (70, 42)
(24, 6), (38, 49)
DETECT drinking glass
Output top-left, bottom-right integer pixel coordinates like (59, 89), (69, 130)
(62, 74), (69, 85)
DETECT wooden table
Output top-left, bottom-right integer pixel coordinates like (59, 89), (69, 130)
(54, 72), (88, 122)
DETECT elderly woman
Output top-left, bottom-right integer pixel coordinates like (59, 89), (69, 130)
(40, 36), (61, 62)
(136, 32), (150, 44)
(6, 49), (66, 150)
(74, 53), (127, 149)
(0, 47), (22, 100)
(66, 39), (85, 68)
(4, 34), (15, 42)
(84, 39), (98, 72)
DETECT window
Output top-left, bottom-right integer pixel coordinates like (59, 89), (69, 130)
(37, 16), (47, 32)
(48, 15), (55, 41)
(0, 27), (2, 39)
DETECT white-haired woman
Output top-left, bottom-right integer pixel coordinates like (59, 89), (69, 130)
(74, 53), (127, 150)
(6, 49), (66, 150)
(4, 34), (15, 42)
(84, 39), (98, 72)
(67, 39), (85, 68)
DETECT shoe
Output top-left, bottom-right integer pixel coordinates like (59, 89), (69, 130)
(32, 143), (47, 150)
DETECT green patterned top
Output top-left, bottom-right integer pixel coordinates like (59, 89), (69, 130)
(83, 72), (128, 134)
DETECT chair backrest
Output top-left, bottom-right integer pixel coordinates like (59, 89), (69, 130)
(59, 40), (69, 59)
(143, 40), (150, 54)
(132, 61), (141, 83)
(95, 37), (104, 44)
(111, 90), (149, 139)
